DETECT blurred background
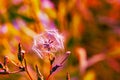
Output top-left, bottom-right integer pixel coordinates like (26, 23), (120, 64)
(0, 0), (120, 80)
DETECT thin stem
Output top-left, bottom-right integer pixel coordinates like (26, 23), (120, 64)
(46, 74), (51, 80)
(35, 65), (44, 80)
(9, 59), (20, 67)
(24, 59), (33, 80)
(0, 69), (24, 75)
(66, 72), (70, 80)
(10, 69), (24, 74)
(46, 60), (52, 80)
(0, 71), (9, 74)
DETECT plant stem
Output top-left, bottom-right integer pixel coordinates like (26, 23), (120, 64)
(66, 72), (70, 80)
(46, 74), (51, 80)
(24, 59), (33, 80)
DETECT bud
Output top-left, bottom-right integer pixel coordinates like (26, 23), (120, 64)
(50, 64), (61, 75)
(18, 43), (25, 63)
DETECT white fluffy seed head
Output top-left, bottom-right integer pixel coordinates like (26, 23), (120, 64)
(32, 30), (64, 59)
